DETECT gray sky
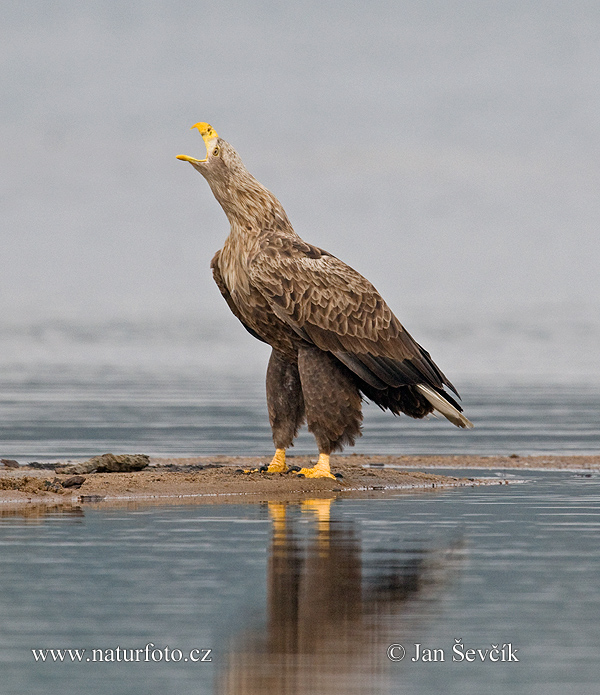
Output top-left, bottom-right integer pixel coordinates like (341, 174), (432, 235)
(2, 0), (599, 343)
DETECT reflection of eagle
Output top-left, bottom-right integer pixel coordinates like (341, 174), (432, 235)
(217, 499), (461, 695)
(177, 124), (473, 479)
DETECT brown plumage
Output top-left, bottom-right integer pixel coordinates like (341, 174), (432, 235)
(177, 123), (472, 479)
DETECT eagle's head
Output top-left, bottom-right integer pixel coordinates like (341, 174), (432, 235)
(176, 122), (247, 186)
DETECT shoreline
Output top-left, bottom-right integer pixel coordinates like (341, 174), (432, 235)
(1, 454), (597, 510)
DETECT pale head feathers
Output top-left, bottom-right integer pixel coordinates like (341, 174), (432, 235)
(177, 123), (288, 228)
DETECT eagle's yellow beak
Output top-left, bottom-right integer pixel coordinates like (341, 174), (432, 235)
(176, 122), (219, 163)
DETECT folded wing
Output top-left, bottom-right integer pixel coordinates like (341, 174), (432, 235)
(249, 234), (473, 428)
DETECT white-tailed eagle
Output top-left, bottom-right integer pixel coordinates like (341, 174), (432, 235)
(177, 123), (472, 479)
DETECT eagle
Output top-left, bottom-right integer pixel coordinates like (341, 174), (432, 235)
(177, 123), (472, 480)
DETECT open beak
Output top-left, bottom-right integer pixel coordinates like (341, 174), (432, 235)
(176, 122), (219, 163)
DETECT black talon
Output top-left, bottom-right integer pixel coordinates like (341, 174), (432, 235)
(258, 465), (268, 473)
(296, 473), (305, 478)
(334, 473), (343, 479)
(289, 466), (301, 472)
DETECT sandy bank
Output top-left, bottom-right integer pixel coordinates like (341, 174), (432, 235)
(1, 453), (597, 510)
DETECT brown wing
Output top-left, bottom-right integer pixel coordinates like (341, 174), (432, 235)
(211, 249), (299, 357)
(248, 234), (458, 396)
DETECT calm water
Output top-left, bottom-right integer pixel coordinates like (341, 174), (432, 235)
(0, 364), (599, 461)
(1, 341), (598, 694)
(1, 471), (599, 694)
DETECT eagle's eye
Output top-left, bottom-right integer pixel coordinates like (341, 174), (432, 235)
(212, 146), (220, 157)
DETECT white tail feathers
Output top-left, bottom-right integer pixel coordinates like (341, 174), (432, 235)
(416, 384), (474, 429)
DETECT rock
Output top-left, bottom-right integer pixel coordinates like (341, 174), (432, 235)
(155, 463), (205, 472)
(93, 454), (150, 473)
(56, 454), (150, 475)
(43, 478), (64, 493)
(55, 461), (99, 474)
(61, 475), (86, 489)
(1, 459), (19, 469)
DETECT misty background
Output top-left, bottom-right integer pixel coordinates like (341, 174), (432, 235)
(2, 0), (599, 381)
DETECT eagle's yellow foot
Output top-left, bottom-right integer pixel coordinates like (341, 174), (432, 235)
(235, 449), (287, 474)
(295, 454), (336, 480)
(266, 448), (287, 474)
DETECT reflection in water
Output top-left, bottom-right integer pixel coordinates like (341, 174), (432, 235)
(218, 499), (462, 695)
(0, 504), (84, 522)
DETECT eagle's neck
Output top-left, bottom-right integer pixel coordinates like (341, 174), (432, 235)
(216, 176), (295, 298)
(208, 172), (294, 237)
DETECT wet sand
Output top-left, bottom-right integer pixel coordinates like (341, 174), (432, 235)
(1, 454), (598, 509)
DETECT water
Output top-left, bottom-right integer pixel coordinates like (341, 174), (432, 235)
(1, 363), (598, 460)
(1, 331), (598, 694)
(1, 471), (599, 694)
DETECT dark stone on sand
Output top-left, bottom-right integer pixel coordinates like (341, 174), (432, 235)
(43, 478), (63, 492)
(56, 454), (150, 475)
(1, 459), (19, 469)
(27, 462), (61, 470)
(62, 475), (86, 489)
(154, 463), (206, 472)
(155, 462), (218, 472)
(94, 454), (150, 473)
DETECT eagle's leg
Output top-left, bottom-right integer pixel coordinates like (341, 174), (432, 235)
(297, 452), (335, 480)
(295, 345), (363, 479)
(265, 349), (306, 473)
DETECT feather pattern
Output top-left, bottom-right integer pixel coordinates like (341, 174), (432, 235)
(247, 232), (460, 398)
